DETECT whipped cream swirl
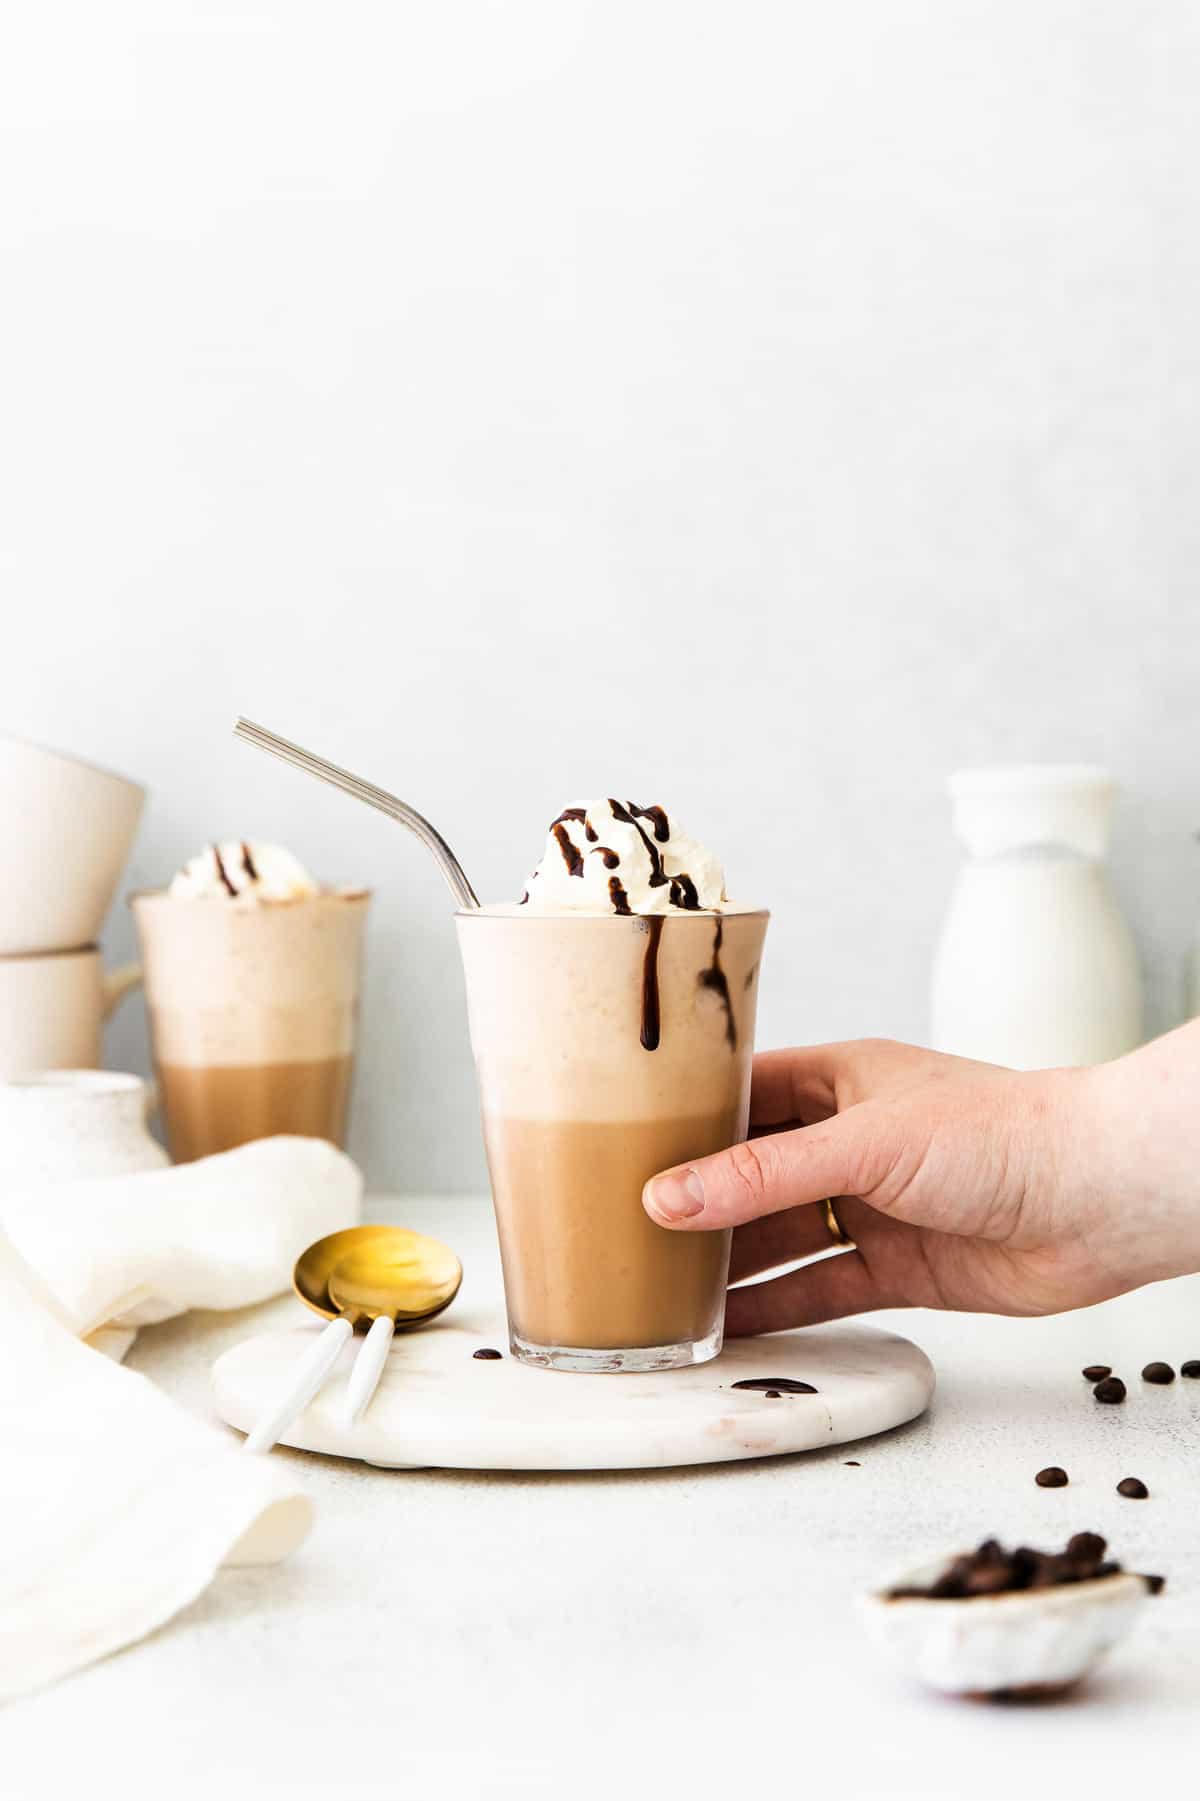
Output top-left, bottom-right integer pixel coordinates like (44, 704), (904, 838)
(520, 800), (726, 915)
(168, 842), (319, 901)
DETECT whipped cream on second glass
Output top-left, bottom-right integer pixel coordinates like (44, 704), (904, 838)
(520, 800), (726, 915)
(168, 842), (319, 901)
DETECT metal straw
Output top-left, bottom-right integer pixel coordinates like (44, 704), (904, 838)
(233, 716), (480, 910)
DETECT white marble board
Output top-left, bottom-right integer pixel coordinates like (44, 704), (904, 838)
(212, 1307), (934, 1470)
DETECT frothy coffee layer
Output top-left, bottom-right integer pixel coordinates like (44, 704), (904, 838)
(457, 909), (764, 1118)
(133, 891), (368, 1067)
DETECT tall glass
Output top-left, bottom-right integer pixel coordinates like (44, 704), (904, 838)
(456, 907), (768, 1371)
(131, 891), (370, 1162)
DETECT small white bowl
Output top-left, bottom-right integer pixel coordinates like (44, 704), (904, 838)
(860, 1555), (1156, 1698)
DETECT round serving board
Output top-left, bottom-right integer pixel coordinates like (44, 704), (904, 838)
(212, 1306), (934, 1471)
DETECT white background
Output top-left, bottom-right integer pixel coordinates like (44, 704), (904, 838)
(2, 1), (1197, 1192)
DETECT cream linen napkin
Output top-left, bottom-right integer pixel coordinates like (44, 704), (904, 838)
(0, 1137), (362, 1700)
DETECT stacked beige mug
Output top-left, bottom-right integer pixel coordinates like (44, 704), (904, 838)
(0, 735), (145, 1078)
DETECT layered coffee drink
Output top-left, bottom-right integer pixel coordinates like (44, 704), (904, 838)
(457, 800), (767, 1372)
(132, 843), (368, 1162)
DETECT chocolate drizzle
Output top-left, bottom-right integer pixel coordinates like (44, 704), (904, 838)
(668, 873), (699, 910)
(552, 822), (585, 877)
(629, 803), (670, 842)
(584, 818), (598, 842)
(731, 1378), (818, 1395)
(241, 842), (259, 882)
(609, 876), (632, 915)
(212, 845), (237, 896)
(592, 846), (621, 869)
(699, 917), (737, 1049)
(608, 800), (668, 889)
(640, 915), (665, 1050)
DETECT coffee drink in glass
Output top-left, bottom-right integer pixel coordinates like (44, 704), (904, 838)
(132, 843), (368, 1162)
(457, 801), (767, 1372)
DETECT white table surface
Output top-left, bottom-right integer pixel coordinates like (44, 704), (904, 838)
(8, 1197), (1200, 1800)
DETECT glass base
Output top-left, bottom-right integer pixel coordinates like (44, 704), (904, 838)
(509, 1323), (723, 1373)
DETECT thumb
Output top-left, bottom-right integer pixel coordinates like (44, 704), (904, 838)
(642, 1111), (882, 1230)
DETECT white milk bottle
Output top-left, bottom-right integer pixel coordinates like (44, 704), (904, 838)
(930, 766), (1142, 1068)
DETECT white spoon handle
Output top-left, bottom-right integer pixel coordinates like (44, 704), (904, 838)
(341, 1314), (395, 1426)
(243, 1316), (354, 1454)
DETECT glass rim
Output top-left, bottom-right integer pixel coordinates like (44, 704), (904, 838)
(454, 904), (769, 922)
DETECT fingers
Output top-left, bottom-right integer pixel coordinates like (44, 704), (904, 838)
(728, 1202), (843, 1282)
(725, 1250), (891, 1336)
(644, 1112), (884, 1231)
(749, 1039), (940, 1127)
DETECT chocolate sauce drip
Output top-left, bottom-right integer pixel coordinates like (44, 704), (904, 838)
(212, 845), (237, 896)
(608, 799), (667, 888)
(552, 821), (584, 877)
(609, 876), (632, 915)
(640, 915), (664, 1050)
(669, 873), (700, 910)
(699, 917), (737, 1049)
(628, 802), (670, 843)
(731, 1378), (818, 1395)
(743, 965), (756, 991)
(519, 891), (530, 905)
(584, 819), (598, 842)
(241, 842), (259, 882)
(593, 845), (620, 869)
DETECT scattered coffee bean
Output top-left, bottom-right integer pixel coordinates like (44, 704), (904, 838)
(1141, 1362), (1175, 1384)
(764, 1390), (782, 1398)
(472, 1347), (503, 1360)
(730, 1377), (818, 1394)
(1093, 1376), (1127, 1404)
(1082, 1365), (1112, 1382)
(845, 1460), (861, 1467)
(1144, 1573), (1167, 1595)
(1117, 1477), (1149, 1499)
(1035, 1467), (1069, 1488)
(1181, 1360), (1200, 1379)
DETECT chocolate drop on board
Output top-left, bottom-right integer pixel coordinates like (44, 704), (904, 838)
(1142, 1362), (1175, 1384)
(1035, 1467), (1069, 1488)
(698, 916), (737, 1049)
(472, 1347), (503, 1360)
(1082, 1365), (1112, 1382)
(640, 915), (665, 1051)
(730, 1377), (819, 1395)
(1182, 1360), (1200, 1378)
(212, 844), (238, 896)
(608, 876), (632, 916)
(552, 822), (584, 877)
(1093, 1376), (1127, 1403)
(1117, 1477), (1149, 1498)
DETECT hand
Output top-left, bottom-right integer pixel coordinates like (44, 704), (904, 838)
(641, 1030), (1200, 1334)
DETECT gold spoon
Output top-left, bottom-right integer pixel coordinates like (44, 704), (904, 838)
(243, 1225), (463, 1454)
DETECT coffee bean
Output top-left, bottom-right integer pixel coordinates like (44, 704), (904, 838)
(731, 1377), (818, 1394)
(1035, 1466), (1069, 1488)
(1144, 1573), (1166, 1595)
(1117, 1477), (1149, 1499)
(1181, 1360), (1200, 1379)
(844, 1459), (860, 1466)
(1082, 1365), (1112, 1382)
(764, 1390), (782, 1398)
(1093, 1376), (1126, 1403)
(472, 1347), (503, 1360)
(1141, 1362), (1175, 1384)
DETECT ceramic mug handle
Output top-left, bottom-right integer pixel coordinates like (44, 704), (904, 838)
(103, 962), (142, 1019)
